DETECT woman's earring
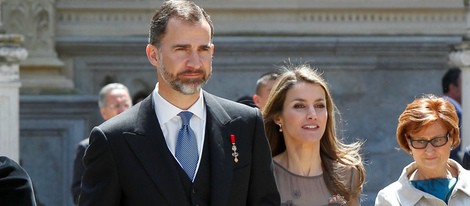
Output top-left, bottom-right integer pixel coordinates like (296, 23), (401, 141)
(450, 145), (454, 151)
(277, 123), (282, 132)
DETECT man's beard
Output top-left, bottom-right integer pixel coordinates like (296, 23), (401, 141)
(157, 53), (211, 95)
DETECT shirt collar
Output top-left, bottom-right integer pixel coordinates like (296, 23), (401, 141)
(449, 159), (470, 197)
(153, 83), (205, 124)
(396, 162), (424, 205)
(397, 160), (470, 205)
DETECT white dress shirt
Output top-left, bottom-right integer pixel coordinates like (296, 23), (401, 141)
(152, 83), (206, 181)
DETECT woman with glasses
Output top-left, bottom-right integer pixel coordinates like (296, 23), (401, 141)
(375, 95), (470, 205)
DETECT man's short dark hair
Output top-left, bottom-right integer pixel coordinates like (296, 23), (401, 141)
(148, 0), (214, 47)
(442, 67), (461, 94)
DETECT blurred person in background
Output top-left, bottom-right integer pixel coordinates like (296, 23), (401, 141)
(253, 71), (279, 110)
(442, 68), (463, 164)
(71, 83), (132, 205)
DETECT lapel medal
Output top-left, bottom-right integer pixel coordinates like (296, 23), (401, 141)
(230, 134), (239, 163)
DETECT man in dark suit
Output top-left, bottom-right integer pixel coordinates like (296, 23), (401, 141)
(78, 1), (280, 206)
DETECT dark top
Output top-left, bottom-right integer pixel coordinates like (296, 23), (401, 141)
(462, 147), (470, 169)
(411, 177), (457, 203)
(78, 92), (280, 206)
(0, 156), (37, 206)
(71, 138), (89, 204)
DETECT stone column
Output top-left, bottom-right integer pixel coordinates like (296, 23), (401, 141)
(449, 0), (470, 155)
(0, 34), (27, 162)
(450, 43), (470, 154)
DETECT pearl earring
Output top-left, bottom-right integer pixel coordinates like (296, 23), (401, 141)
(277, 123), (282, 132)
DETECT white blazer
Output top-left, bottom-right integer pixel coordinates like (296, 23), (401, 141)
(375, 159), (470, 206)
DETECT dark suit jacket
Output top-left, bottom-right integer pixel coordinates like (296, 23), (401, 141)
(79, 92), (280, 206)
(462, 146), (470, 170)
(71, 138), (89, 204)
(0, 156), (37, 206)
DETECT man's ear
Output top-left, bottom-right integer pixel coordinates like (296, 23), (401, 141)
(146, 44), (159, 66)
(253, 95), (260, 107)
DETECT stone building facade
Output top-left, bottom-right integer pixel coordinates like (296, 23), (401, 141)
(1, 0), (466, 205)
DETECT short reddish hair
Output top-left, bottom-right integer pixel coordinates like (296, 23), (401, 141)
(396, 95), (460, 154)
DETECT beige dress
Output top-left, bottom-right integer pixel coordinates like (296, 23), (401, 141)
(273, 161), (360, 206)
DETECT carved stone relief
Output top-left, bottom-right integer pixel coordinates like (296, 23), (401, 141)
(2, 0), (74, 93)
(3, 0), (57, 60)
(55, 0), (465, 36)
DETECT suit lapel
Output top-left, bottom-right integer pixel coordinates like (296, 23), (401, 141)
(123, 93), (237, 205)
(203, 92), (234, 206)
(123, 95), (189, 206)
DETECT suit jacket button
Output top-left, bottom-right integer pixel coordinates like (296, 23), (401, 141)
(192, 188), (197, 194)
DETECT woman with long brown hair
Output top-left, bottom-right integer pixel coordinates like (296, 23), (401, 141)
(263, 64), (366, 205)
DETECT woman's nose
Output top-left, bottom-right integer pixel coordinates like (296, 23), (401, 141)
(307, 107), (317, 120)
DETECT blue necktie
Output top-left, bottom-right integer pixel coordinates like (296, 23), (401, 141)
(175, 111), (199, 180)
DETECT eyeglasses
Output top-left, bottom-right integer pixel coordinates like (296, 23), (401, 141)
(407, 134), (449, 149)
(107, 103), (131, 110)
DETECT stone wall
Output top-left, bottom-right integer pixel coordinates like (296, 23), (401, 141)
(20, 95), (99, 205)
